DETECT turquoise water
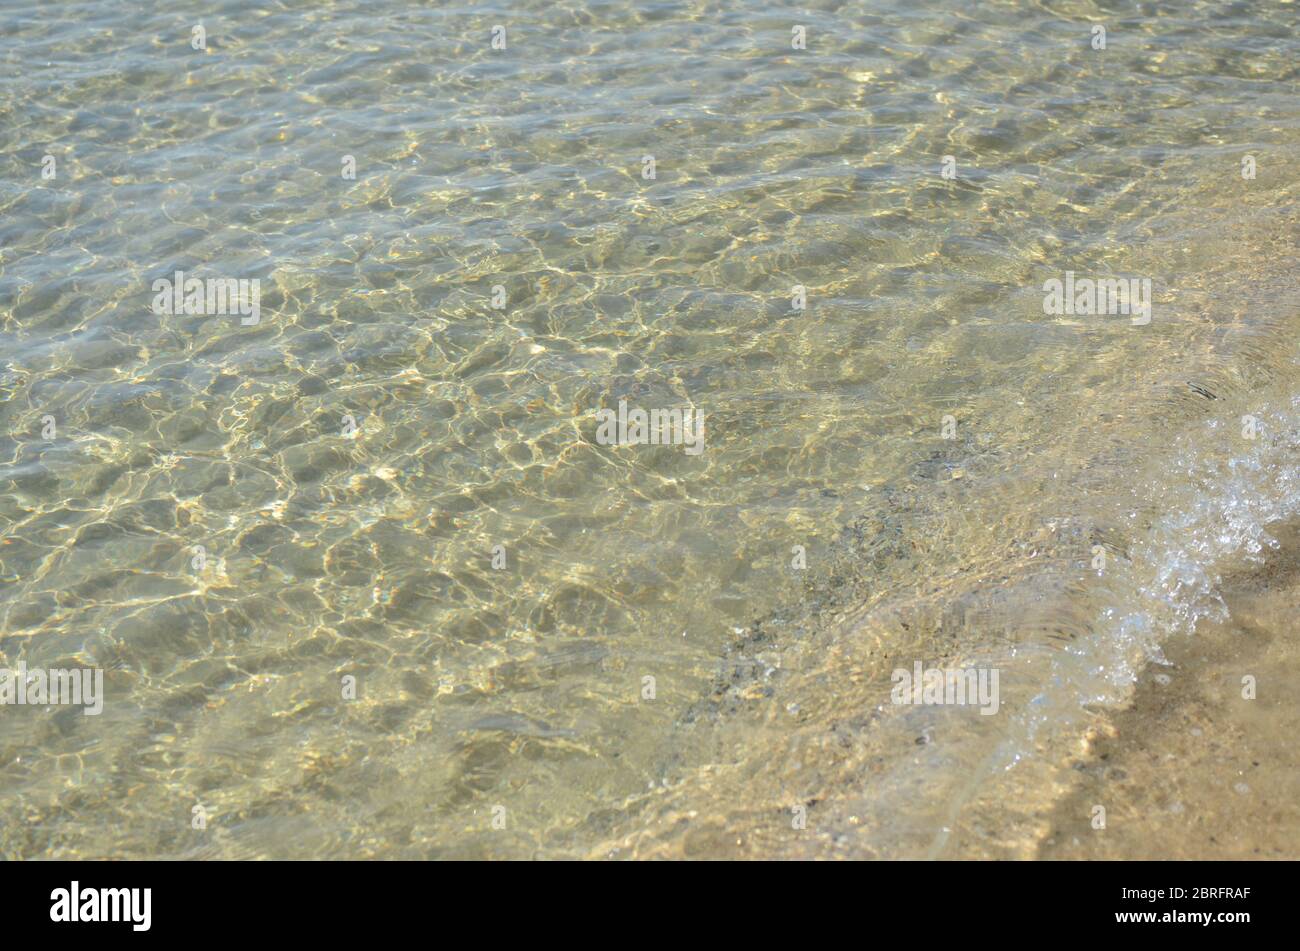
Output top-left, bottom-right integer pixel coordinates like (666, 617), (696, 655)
(0, 0), (1297, 858)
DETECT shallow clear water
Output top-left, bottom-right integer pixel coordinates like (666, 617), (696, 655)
(0, 0), (1297, 858)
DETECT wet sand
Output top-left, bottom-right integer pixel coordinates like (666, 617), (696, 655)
(1037, 520), (1300, 860)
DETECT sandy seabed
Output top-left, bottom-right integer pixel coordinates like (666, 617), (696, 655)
(1039, 519), (1300, 860)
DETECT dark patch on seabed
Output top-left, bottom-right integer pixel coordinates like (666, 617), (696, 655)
(676, 428), (1001, 730)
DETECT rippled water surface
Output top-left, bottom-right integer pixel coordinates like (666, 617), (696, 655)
(1, 0), (1297, 858)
